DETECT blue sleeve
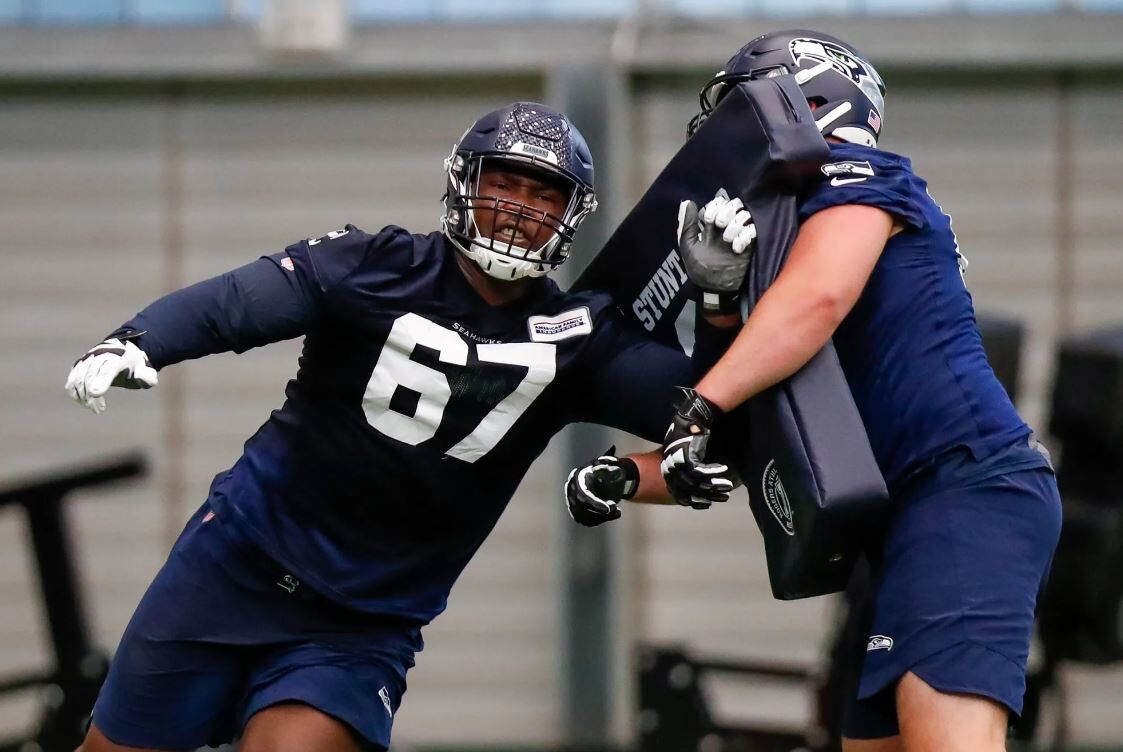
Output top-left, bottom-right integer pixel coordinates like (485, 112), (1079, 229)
(110, 224), (399, 369)
(283, 224), (384, 300)
(574, 310), (694, 443)
(574, 306), (740, 442)
(111, 253), (318, 369)
(692, 310), (739, 371)
(799, 147), (929, 231)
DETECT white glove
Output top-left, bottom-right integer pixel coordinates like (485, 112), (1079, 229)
(65, 338), (158, 414)
(701, 192), (757, 255)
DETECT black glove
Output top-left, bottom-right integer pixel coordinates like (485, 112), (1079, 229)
(660, 388), (735, 509)
(565, 446), (639, 527)
(676, 189), (757, 315)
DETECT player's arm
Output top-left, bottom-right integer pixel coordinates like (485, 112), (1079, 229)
(65, 225), (385, 413)
(65, 253), (318, 413)
(116, 254), (318, 367)
(564, 447), (672, 529)
(627, 449), (672, 501)
(563, 310), (739, 526)
(696, 203), (893, 410)
(659, 200), (895, 497)
(675, 191), (893, 409)
(574, 306), (740, 440)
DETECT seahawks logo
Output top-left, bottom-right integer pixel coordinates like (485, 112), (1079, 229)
(867, 635), (894, 651)
(789, 37), (885, 115)
(821, 160), (875, 178)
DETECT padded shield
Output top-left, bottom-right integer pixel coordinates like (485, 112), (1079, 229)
(574, 75), (888, 600)
(574, 76), (828, 344)
(745, 349), (889, 600)
(740, 84), (888, 598)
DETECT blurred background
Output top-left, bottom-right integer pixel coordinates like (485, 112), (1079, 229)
(2, 1), (1123, 750)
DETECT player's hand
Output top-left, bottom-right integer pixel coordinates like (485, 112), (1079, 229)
(565, 446), (639, 527)
(660, 387), (735, 509)
(676, 189), (757, 315)
(65, 337), (158, 414)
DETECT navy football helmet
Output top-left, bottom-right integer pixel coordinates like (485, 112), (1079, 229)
(687, 30), (886, 148)
(442, 102), (597, 280)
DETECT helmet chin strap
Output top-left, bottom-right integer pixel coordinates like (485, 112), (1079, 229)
(814, 101), (852, 132)
(472, 232), (531, 260)
(462, 231), (552, 281)
(831, 125), (877, 148)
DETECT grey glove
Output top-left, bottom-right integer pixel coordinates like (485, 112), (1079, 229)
(676, 189), (757, 315)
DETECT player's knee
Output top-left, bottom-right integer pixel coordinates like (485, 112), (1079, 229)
(241, 702), (365, 752)
(896, 671), (1008, 752)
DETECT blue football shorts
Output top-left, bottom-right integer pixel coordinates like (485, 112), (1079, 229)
(844, 445), (1062, 739)
(92, 503), (423, 751)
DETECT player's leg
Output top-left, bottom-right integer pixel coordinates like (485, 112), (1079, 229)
(86, 631), (243, 751)
(83, 505), (281, 750)
(856, 466), (1061, 752)
(240, 702), (366, 752)
(895, 671), (1007, 752)
(841, 673), (1006, 752)
(842, 682), (901, 752)
(237, 630), (416, 752)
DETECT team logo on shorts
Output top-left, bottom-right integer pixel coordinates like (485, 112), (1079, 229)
(867, 635), (894, 651)
(275, 574), (300, 594)
(379, 686), (394, 718)
(762, 459), (794, 536)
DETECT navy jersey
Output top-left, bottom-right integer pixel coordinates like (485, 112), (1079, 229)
(798, 144), (1034, 492)
(118, 226), (708, 623)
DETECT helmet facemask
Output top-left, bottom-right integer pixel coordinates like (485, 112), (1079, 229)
(443, 152), (597, 281)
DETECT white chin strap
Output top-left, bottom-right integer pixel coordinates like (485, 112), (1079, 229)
(831, 125), (877, 148)
(461, 233), (552, 281)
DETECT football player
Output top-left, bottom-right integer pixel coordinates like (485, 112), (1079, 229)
(663, 31), (1062, 752)
(65, 101), (735, 752)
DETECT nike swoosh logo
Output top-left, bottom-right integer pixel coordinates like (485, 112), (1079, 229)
(830, 177), (868, 186)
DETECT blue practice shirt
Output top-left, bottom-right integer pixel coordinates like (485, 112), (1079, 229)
(799, 144), (1043, 492)
(114, 226), (730, 622)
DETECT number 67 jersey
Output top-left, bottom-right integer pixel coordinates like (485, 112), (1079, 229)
(121, 224), (702, 623)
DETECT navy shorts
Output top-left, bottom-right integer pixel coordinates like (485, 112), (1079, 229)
(92, 504), (423, 751)
(844, 450), (1062, 739)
